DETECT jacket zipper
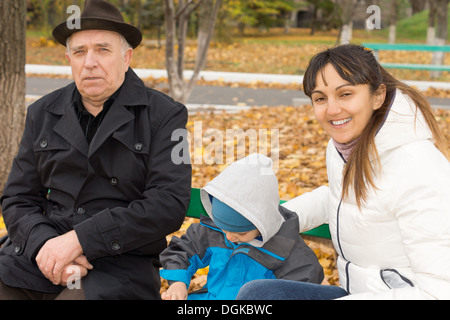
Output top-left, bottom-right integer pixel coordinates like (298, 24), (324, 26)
(336, 197), (351, 293)
(336, 198), (346, 260)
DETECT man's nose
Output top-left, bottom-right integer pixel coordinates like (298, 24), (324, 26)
(84, 50), (98, 69)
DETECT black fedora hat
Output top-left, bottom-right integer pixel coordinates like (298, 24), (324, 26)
(52, 0), (142, 49)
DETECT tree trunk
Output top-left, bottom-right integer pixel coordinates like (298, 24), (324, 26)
(164, 0), (221, 104)
(186, 0), (221, 96)
(283, 13), (291, 34)
(427, 0), (436, 44)
(339, 0), (356, 45)
(0, 0), (27, 195)
(177, 0), (189, 80)
(164, 0), (186, 102)
(388, 0), (398, 44)
(310, 5), (318, 36)
(431, 0), (448, 78)
(409, 0), (427, 14)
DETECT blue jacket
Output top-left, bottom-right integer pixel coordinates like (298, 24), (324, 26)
(160, 207), (324, 300)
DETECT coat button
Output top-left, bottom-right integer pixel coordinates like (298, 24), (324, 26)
(110, 177), (118, 186)
(14, 245), (21, 253)
(111, 241), (121, 251)
(76, 206), (85, 215)
(134, 143), (143, 152)
(40, 139), (48, 149)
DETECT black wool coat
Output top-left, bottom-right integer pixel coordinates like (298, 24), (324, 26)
(0, 69), (192, 299)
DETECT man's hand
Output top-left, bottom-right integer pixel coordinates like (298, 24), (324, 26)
(36, 230), (92, 285)
(60, 255), (91, 287)
(161, 281), (188, 300)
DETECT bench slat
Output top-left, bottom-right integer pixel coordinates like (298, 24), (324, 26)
(381, 63), (450, 71)
(363, 43), (450, 52)
(186, 188), (207, 218)
(361, 43), (450, 72)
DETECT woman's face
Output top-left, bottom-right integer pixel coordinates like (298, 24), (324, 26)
(310, 64), (386, 144)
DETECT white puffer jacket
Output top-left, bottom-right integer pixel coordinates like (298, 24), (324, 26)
(283, 90), (450, 299)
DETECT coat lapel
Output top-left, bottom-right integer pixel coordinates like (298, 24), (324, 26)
(46, 83), (89, 156)
(53, 107), (90, 156)
(87, 102), (135, 157)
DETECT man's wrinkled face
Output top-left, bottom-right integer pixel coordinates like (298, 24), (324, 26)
(66, 30), (132, 108)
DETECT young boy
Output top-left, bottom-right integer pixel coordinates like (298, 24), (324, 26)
(159, 154), (324, 300)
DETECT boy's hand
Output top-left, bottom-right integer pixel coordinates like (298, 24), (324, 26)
(161, 282), (188, 300)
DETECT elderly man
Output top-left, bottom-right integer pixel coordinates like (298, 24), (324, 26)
(0, 0), (191, 299)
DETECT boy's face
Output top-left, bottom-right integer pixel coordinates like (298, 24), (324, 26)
(224, 229), (260, 243)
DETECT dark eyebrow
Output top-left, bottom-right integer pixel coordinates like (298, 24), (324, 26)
(335, 83), (354, 90)
(311, 83), (354, 95)
(311, 89), (324, 95)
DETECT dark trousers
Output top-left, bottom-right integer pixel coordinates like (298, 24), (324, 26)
(236, 279), (348, 300)
(0, 278), (85, 300)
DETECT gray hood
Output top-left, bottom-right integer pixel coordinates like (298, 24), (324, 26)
(200, 154), (284, 247)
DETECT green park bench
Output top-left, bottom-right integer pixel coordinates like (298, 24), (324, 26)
(362, 42), (450, 72)
(187, 188), (331, 239)
(0, 188), (332, 248)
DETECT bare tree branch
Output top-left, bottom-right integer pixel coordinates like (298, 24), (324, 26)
(163, 0), (221, 103)
(175, 0), (204, 19)
(186, 0), (203, 16)
(164, 0), (185, 100)
(187, 0), (221, 93)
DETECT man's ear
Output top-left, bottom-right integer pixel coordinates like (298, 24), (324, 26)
(123, 48), (133, 71)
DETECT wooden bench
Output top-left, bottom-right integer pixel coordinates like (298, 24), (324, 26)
(362, 42), (450, 72)
(187, 188), (331, 239)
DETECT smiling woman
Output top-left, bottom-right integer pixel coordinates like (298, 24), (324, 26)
(309, 64), (386, 145)
(303, 45), (448, 208)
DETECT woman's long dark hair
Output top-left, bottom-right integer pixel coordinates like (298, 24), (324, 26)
(303, 44), (449, 208)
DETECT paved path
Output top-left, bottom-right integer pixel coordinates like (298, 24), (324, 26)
(26, 64), (450, 110)
(26, 77), (307, 106)
(26, 77), (450, 111)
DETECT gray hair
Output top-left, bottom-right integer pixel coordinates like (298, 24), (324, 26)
(66, 32), (132, 57)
